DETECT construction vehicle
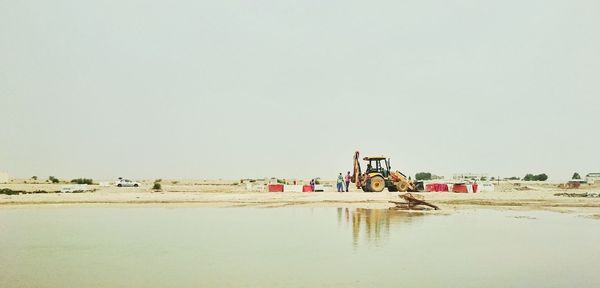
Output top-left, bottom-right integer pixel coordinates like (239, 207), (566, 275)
(351, 151), (417, 192)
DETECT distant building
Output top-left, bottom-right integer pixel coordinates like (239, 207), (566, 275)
(0, 172), (9, 184)
(586, 173), (600, 184)
(453, 173), (488, 181)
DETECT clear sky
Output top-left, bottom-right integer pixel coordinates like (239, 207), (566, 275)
(1, 0), (599, 181)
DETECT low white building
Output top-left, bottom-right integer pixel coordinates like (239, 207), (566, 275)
(586, 173), (600, 184)
(0, 172), (9, 184)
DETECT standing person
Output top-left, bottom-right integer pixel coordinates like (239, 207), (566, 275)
(344, 171), (351, 192)
(310, 178), (315, 192)
(337, 173), (344, 192)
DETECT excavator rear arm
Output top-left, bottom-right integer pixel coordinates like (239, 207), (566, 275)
(352, 151), (363, 189)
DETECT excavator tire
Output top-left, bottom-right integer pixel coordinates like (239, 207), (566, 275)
(387, 185), (398, 192)
(362, 186), (370, 192)
(367, 176), (385, 192)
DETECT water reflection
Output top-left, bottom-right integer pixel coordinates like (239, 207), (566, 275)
(338, 208), (425, 246)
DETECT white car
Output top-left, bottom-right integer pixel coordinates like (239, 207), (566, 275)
(115, 179), (140, 187)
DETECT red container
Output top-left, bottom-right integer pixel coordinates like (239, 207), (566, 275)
(472, 183), (478, 193)
(268, 184), (284, 192)
(452, 184), (468, 193)
(425, 183), (435, 192)
(426, 183), (449, 192)
(302, 185), (313, 192)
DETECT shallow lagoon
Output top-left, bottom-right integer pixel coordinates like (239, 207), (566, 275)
(1, 207), (599, 288)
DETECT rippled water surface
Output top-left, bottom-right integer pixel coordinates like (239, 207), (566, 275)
(1, 207), (599, 288)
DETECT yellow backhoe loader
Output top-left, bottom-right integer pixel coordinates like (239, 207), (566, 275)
(351, 151), (417, 192)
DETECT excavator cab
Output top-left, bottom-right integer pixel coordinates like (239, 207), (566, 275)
(364, 157), (389, 177)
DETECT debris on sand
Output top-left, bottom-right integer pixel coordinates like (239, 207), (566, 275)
(557, 181), (583, 189)
(389, 193), (440, 210)
(554, 192), (600, 198)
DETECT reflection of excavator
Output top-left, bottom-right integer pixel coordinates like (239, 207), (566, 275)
(351, 151), (417, 192)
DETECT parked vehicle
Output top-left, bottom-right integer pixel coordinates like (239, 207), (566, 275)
(351, 151), (417, 192)
(115, 178), (140, 187)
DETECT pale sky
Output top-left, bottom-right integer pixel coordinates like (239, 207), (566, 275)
(1, 0), (599, 181)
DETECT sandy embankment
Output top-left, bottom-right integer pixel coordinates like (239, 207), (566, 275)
(1, 181), (600, 213)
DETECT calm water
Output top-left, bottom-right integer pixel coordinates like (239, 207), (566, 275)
(1, 207), (599, 288)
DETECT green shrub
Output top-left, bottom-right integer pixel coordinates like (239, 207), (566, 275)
(523, 173), (548, 181)
(31, 176), (38, 180)
(49, 176), (60, 183)
(415, 172), (432, 181)
(152, 182), (162, 190)
(572, 172), (581, 180)
(70, 178), (93, 185)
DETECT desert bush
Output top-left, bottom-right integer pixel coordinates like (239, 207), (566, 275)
(0, 189), (55, 195)
(49, 176), (60, 183)
(70, 178), (93, 185)
(415, 172), (432, 181)
(152, 180), (162, 190)
(572, 172), (581, 180)
(523, 173), (548, 181)
(31, 176), (38, 180)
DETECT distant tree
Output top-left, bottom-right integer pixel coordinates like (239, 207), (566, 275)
(572, 172), (581, 180)
(48, 176), (59, 183)
(415, 172), (432, 181)
(152, 181), (162, 191)
(480, 176), (487, 181)
(523, 173), (548, 181)
(507, 176), (520, 180)
(31, 176), (38, 180)
(490, 177), (495, 181)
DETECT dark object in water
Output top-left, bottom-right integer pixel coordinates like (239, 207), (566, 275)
(389, 193), (440, 210)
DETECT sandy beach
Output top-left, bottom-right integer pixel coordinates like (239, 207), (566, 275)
(2, 180), (599, 215)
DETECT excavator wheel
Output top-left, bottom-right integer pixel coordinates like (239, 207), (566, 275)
(387, 185), (398, 192)
(362, 186), (370, 192)
(367, 176), (385, 192)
